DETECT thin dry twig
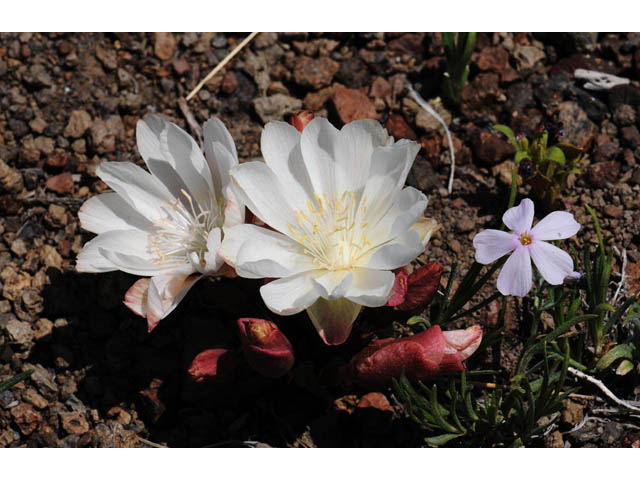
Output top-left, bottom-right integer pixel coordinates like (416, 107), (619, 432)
(568, 366), (640, 413)
(185, 32), (259, 102)
(178, 97), (204, 148)
(406, 83), (456, 194)
(137, 437), (168, 448)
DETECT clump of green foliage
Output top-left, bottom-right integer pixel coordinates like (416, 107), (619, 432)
(493, 123), (583, 213)
(441, 32), (476, 108)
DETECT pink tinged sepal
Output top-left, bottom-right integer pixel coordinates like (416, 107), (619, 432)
(289, 110), (315, 132)
(187, 348), (238, 384)
(124, 278), (150, 317)
(386, 263), (442, 311)
(307, 297), (362, 346)
(386, 267), (409, 307)
(237, 318), (295, 378)
(346, 325), (483, 390)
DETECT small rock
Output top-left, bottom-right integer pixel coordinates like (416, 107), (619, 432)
(45, 172), (73, 194)
(304, 85), (340, 111)
(0, 390), (15, 409)
(604, 204), (623, 218)
(40, 244), (63, 270)
(93, 421), (138, 448)
(64, 110), (92, 139)
(22, 388), (48, 409)
(221, 71), (238, 95)
(10, 238), (28, 257)
(252, 94), (302, 123)
(513, 44), (546, 70)
(332, 87), (378, 124)
(6, 318), (33, 346)
(492, 160), (519, 187)
(449, 238), (462, 254)
(171, 58), (189, 75)
(0, 158), (24, 193)
(95, 45), (118, 70)
(154, 32), (176, 60)
(561, 400), (584, 427)
(557, 101), (596, 149)
(45, 152), (69, 168)
(584, 161), (620, 188)
(470, 129), (515, 166)
(370, 77), (392, 106)
(545, 430), (565, 448)
(293, 56), (339, 90)
(24, 63), (53, 88)
(10, 403), (42, 435)
(47, 204), (67, 226)
(385, 114), (416, 140)
(621, 125), (640, 149)
(33, 318), (53, 341)
(613, 104), (636, 126)
(34, 136), (55, 155)
(23, 363), (58, 398)
(456, 216), (476, 233)
(335, 57), (371, 88)
(60, 411), (90, 435)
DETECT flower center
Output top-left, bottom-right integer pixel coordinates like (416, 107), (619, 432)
(148, 189), (222, 268)
(287, 190), (372, 271)
(519, 231), (532, 246)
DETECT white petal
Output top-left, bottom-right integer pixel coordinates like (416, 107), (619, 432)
(220, 224), (313, 276)
(369, 139), (419, 192)
(230, 161), (299, 236)
(361, 229), (424, 270)
(203, 117), (238, 195)
(345, 268), (395, 307)
(411, 217), (439, 248)
(306, 297), (362, 345)
(76, 229), (161, 274)
(203, 227), (224, 274)
(261, 121), (314, 210)
(369, 186), (428, 241)
(334, 119), (389, 194)
(78, 192), (153, 235)
(300, 117), (340, 198)
(529, 240), (575, 285)
(221, 184), (245, 231)
(530, 211), (581, 241)
(503, 198), (534, 234)
(146, 270), (201, 331)
(311, 270), (353, 300)
(496, 246), (532, 297)
(160, 123), (214, 205)
(96, 162), (173, 222)
(473, 229), (518, 264)
(260, 271), (320, 315)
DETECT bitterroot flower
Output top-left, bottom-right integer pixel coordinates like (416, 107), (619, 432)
(473, 198), (580, 297)
(220, 117), (437, 345)
(76, 115), (244, 331)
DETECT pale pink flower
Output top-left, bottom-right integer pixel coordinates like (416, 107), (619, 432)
(473, 198), (580, 297)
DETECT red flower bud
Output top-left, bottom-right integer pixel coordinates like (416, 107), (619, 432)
(347, 325), (482, 390)
(188, 348), (238, 383)
(237, 318), (295, 378)
(386, 262), (443, 311)
(289, 110), (315, 132)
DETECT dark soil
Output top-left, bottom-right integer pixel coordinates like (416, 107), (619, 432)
(1, 32), (640, 448)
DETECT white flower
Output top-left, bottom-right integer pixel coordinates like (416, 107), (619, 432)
(220, 118), (437, 345)
(76, 115), (244, 331)
(473, 198), (581, 297)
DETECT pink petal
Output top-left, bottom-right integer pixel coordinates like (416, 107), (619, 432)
(123, 278), (150, 317)
(497, 245), (532, 297)
(473, 229), (518, 264)
(442, 325), (483, 361)
(529, 240), (574, 285)
(530, 211), (581, 241)
(306, 297), (362, 345)
(502, 198), (534, 234)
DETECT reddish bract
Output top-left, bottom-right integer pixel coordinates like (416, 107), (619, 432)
(347, 324), (482, 390)
(289, 110), (315, 132)
(386, 262), (443, 311)
(187, 348), (238, 383)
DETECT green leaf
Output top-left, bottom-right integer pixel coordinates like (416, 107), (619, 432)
(425, 433), (464, 446)
(546, 146), (566, 165)
(0, 369), (34, 393)
(556, 142), (583, 162)
(596, 343), (636, 370)
(616, 360), (635, 376)
(493, 124), (517, 148)
(515, 150), (530, 164)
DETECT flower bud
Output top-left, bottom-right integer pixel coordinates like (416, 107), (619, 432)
(237, 318), (295, 378)
(188, 348), (238, 383)
(289, 110), (315, 132)
(347, 325), (482, 390)
(386, 262), (442, 311)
